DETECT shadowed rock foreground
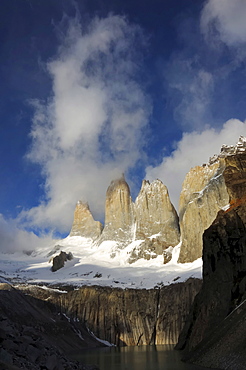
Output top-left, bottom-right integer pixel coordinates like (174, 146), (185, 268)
(0, 283), (102, 370)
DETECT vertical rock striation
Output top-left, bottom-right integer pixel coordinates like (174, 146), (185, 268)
(20, 279), (201, 347)
(70, 201), (103, 240)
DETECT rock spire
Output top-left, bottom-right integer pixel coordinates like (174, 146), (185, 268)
(70, 201), (103, 240)
(100, 174), (135, 242)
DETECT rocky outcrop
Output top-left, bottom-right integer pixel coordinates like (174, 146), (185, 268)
(99, 174), (135, 242)
(0, 283), (101, 369)
(51, 251), (73, 272)
(70, 201), (103, 239)
(178, 136), (246, 263)
(19, 278), (201, 347)
(176, 151), (246, 369)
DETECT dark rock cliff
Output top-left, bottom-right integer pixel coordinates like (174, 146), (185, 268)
(176, 153), (246, 369)
(19, 278), (201, 347)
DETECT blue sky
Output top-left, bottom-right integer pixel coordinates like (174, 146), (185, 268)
(1, 0), (246, 249)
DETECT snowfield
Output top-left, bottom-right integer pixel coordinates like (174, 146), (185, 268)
(0, 236), (202, 289)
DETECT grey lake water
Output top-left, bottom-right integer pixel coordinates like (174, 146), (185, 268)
(74, 345), (209, 370)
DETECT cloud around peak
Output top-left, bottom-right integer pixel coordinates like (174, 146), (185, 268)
(20, 14), (151, 233)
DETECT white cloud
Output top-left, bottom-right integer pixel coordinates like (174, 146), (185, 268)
(0, 214), (53, 253)
(145, 119), (246, 211)
(20, 14), (151, 233)
(201, 0), (246, 46)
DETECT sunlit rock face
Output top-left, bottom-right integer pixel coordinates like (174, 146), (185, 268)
(178, 159), (229, 263)
(178, 136), (246, 263)
(135, 179), (180, 244)
(21, 279), (201, 347)
(100, 174), (135, 242)
(176, 151), (246, 369)
(129, 179), (180, 263)
(70, 201), (103, 239)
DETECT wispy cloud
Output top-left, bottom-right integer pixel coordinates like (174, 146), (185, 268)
(201, 0), (246, 47)
(19, 14), (151, 233)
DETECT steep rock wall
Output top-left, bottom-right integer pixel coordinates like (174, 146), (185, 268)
(176, 152), (246, 368)
(20, 279), (201, 347)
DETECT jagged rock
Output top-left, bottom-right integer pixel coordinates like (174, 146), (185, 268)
(70, 201), (103, 239)
(51, 251), (73, 272)
(99, 174), (135, 242)
(176, 152), (246, 369)
(178, 137), (246, 263)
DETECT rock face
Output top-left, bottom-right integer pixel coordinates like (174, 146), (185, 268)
(70, 201), (103, 239)
(18, 278), (201, 347)
(178, 136), (246, 263)
(129, 179), (180, 263)
(100, 174), (135, 242)
(176, 151), (246, 369)
(135, 180), (179, 244)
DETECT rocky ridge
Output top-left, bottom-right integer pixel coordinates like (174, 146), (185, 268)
(68, 137), (246, 265)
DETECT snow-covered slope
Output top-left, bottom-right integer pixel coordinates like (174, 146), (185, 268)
(0, 236), (202, 289)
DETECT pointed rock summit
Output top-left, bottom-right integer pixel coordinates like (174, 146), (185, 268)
(100, 174), (135, 242)
(70, 201), (103, 240)
(129, 179), (180, 263)
(135, 179), (180, 245)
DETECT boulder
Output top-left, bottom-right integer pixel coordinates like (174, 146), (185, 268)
(51, 251), (73, 272)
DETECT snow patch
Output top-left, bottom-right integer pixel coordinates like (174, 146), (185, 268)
(0, 237), (202, 289)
